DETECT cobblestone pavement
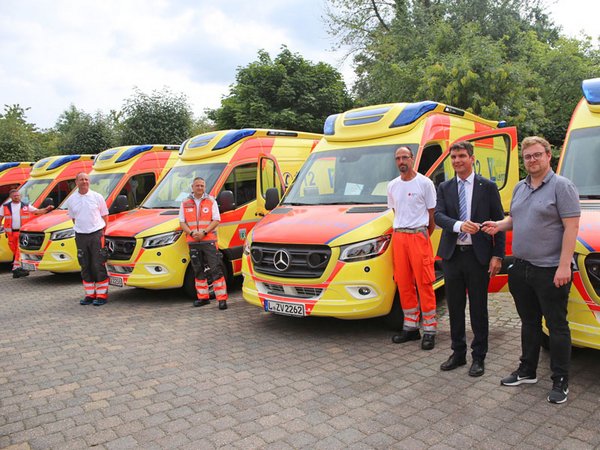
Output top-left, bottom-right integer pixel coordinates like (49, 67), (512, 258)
(1, 265), (599, 450)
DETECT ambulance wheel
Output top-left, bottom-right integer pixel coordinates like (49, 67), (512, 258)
(541, 332), (550, 350)
(383, 292), (404, 330)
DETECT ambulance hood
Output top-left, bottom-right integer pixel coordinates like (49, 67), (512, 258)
(20, 209), (72, 233)
(251, 204), (393, 246)
(106, 209), (180, 238)
(578, 203), (600, 253)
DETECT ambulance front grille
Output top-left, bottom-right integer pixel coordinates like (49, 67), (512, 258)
(251, 243), (331, 278)
(106, 237), (137, 260)
(19, 232), (45, 250)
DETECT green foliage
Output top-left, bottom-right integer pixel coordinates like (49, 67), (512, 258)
(0, 105), (39, 161)
(120, 87), (193, 145)
(209, 47), (354, 133)
(55, 105), (117, 154)
(326, 0), (600, 147)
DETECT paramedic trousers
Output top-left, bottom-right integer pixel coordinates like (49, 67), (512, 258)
(189, 241), (228, 301)
(392, 229), (437, 334)
(7, 231), (21, 270)
(508, 259), (571, 382)
(75, 230), (109, 300)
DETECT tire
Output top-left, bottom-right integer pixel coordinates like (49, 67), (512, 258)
(383, 292), (404, 330)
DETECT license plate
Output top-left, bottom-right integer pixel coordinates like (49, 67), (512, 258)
(21, 262), (36, 271)
(109, 276), (124, 287)
(264, 300), (305, 317)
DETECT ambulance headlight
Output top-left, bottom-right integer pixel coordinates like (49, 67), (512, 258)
(50, 228), (76, 240)
(142, 231), (182, 249)
(339, 235), (391, 262)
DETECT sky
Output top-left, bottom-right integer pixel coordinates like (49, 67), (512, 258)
(0, 0), (599, 130)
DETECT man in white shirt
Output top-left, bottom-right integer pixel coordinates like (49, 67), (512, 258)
(64, 172), (109, 306)
(1, 189), (54, 278)
(387, 146), (438, 350)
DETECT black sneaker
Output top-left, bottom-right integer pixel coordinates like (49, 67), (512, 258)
(93, 298), (107, 306)
(218, 300), (228, 310)
(500, 370), (538, 386)
(194, 299), (210, 307)
(80, 296), (94, 305)
(547, 377), (569, 404)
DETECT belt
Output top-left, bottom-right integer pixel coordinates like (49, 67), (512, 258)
(457, 245), (473, 252)
(394, 227), (427, 234)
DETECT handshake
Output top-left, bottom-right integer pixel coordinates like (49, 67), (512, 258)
(460, 220), (500, 235)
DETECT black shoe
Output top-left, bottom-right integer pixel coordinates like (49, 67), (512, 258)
(547, 377), (568, 404)
(194, 299), (210, 307)
(93, 298), (107, 306)
(12, 268), (29, 278)
(391, 329), (421, 344)
(421, 334), (435, 350)
(469, 360), (485, 377)
(80, 296), (94, 305)
(218, 300), (228, 310)
(440, 353), (467, 371)
(500, 370), (538, 386)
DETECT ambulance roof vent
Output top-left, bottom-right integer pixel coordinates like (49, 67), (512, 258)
(0, 162), (19, 173)
(47, 155), (81, 170)
(33, 157), (51, 169)
(390, 101), (438, 128)
(582, 78), (600, 105)
(97, 149), (120, 161)
(188, 133), (218, 150)
(213, 129), (257, 150)
(343, 106), (392, 128)
(116, 145), (154, 163)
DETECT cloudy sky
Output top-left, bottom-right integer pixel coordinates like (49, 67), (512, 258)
(1, 0), (599, 129)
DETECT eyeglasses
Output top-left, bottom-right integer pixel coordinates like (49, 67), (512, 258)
(523, 151), (546, 162)
(395, 155), (412, 161)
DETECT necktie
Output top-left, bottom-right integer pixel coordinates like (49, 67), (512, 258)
(458, 179), (468, 241)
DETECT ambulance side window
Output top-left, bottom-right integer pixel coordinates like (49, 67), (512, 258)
(222, 163), (258, 208)
(260, 159), (283, 198)
(120, 173), (156, 208)
(48, 180), (76, 207)
(418, 144), (443, 175)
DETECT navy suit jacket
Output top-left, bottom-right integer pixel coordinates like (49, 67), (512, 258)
(434, 174), (505, 266)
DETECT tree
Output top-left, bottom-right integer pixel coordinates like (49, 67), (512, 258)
(325, 0), (600, 146)
(120, 87), (193, 145)
(0, 104), (38, 161)
(55, 105), (117, 154)
(209, 47), (354, 133)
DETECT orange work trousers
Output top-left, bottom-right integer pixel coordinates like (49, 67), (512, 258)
(392, 230), (437, 333)
(7, 231), (21, 270)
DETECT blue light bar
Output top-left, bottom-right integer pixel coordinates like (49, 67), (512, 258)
(0, 162), (19, 173)
(582, 78), (600, 105)
(323, 114), (339, 135)
(48, 155), (81, 170)
(497, 120), (507, 128)
(213, 129), (256, 150)
(115, 145), (153, 163)
(390, 101), (438, 128)
(189, 133), (218, 149)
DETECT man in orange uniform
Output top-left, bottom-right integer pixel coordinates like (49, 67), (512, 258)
(387, 146), (437, 350)
(1, 189), (54, 278)
(179, 177), (228, 310)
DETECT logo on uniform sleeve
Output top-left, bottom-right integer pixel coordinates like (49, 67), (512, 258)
(202, 207), (209, 213)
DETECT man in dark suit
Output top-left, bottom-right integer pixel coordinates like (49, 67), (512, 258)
(434, 141), (505, 377)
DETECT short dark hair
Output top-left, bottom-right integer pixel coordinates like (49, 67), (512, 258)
(192, 177), (205, 184)
(395, 146), (414, 157)
(449, 141), (474, 156)
(9, 189), (19, 195)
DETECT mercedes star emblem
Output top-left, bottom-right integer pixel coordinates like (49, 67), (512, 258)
(21, 235), (29, 247)
(106, 240), (115, 253)
(273, 249), (291, 272)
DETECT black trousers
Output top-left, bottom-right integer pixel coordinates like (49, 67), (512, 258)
(442, 247), (490, 361)
(75, 230), (108, 282)
(189, 241), (223, 281)
(508, 259), (571, 381)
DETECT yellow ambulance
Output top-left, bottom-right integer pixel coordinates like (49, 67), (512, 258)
(242, 101), (519, 327)
(104, 129), (321, 296)
(0, 162), (34, 262)
(553, 78), (600, 349)
(19, 145), (179, 273)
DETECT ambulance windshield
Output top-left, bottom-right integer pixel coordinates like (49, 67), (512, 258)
(560, 126), (600, 198)
(18, 179), (52, 205)
(142, 163), (226, 208)
(283, 144), (415, 205)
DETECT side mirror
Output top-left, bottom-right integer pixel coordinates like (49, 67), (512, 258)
(109, 195), (129, 214)
(217, 190), (235, 213)
(41, 197), (54, 208)
(265, 188), (280, 211)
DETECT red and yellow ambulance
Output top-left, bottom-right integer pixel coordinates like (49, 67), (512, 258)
(0, 162), (34, 262)
(19, 145), (179, 273)
(553, 78), (600, 349)
(242, 101), (520, 327)
(104, 129), (321, 296)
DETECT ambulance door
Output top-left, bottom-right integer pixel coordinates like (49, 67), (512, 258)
(256, 155), (285, 218)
